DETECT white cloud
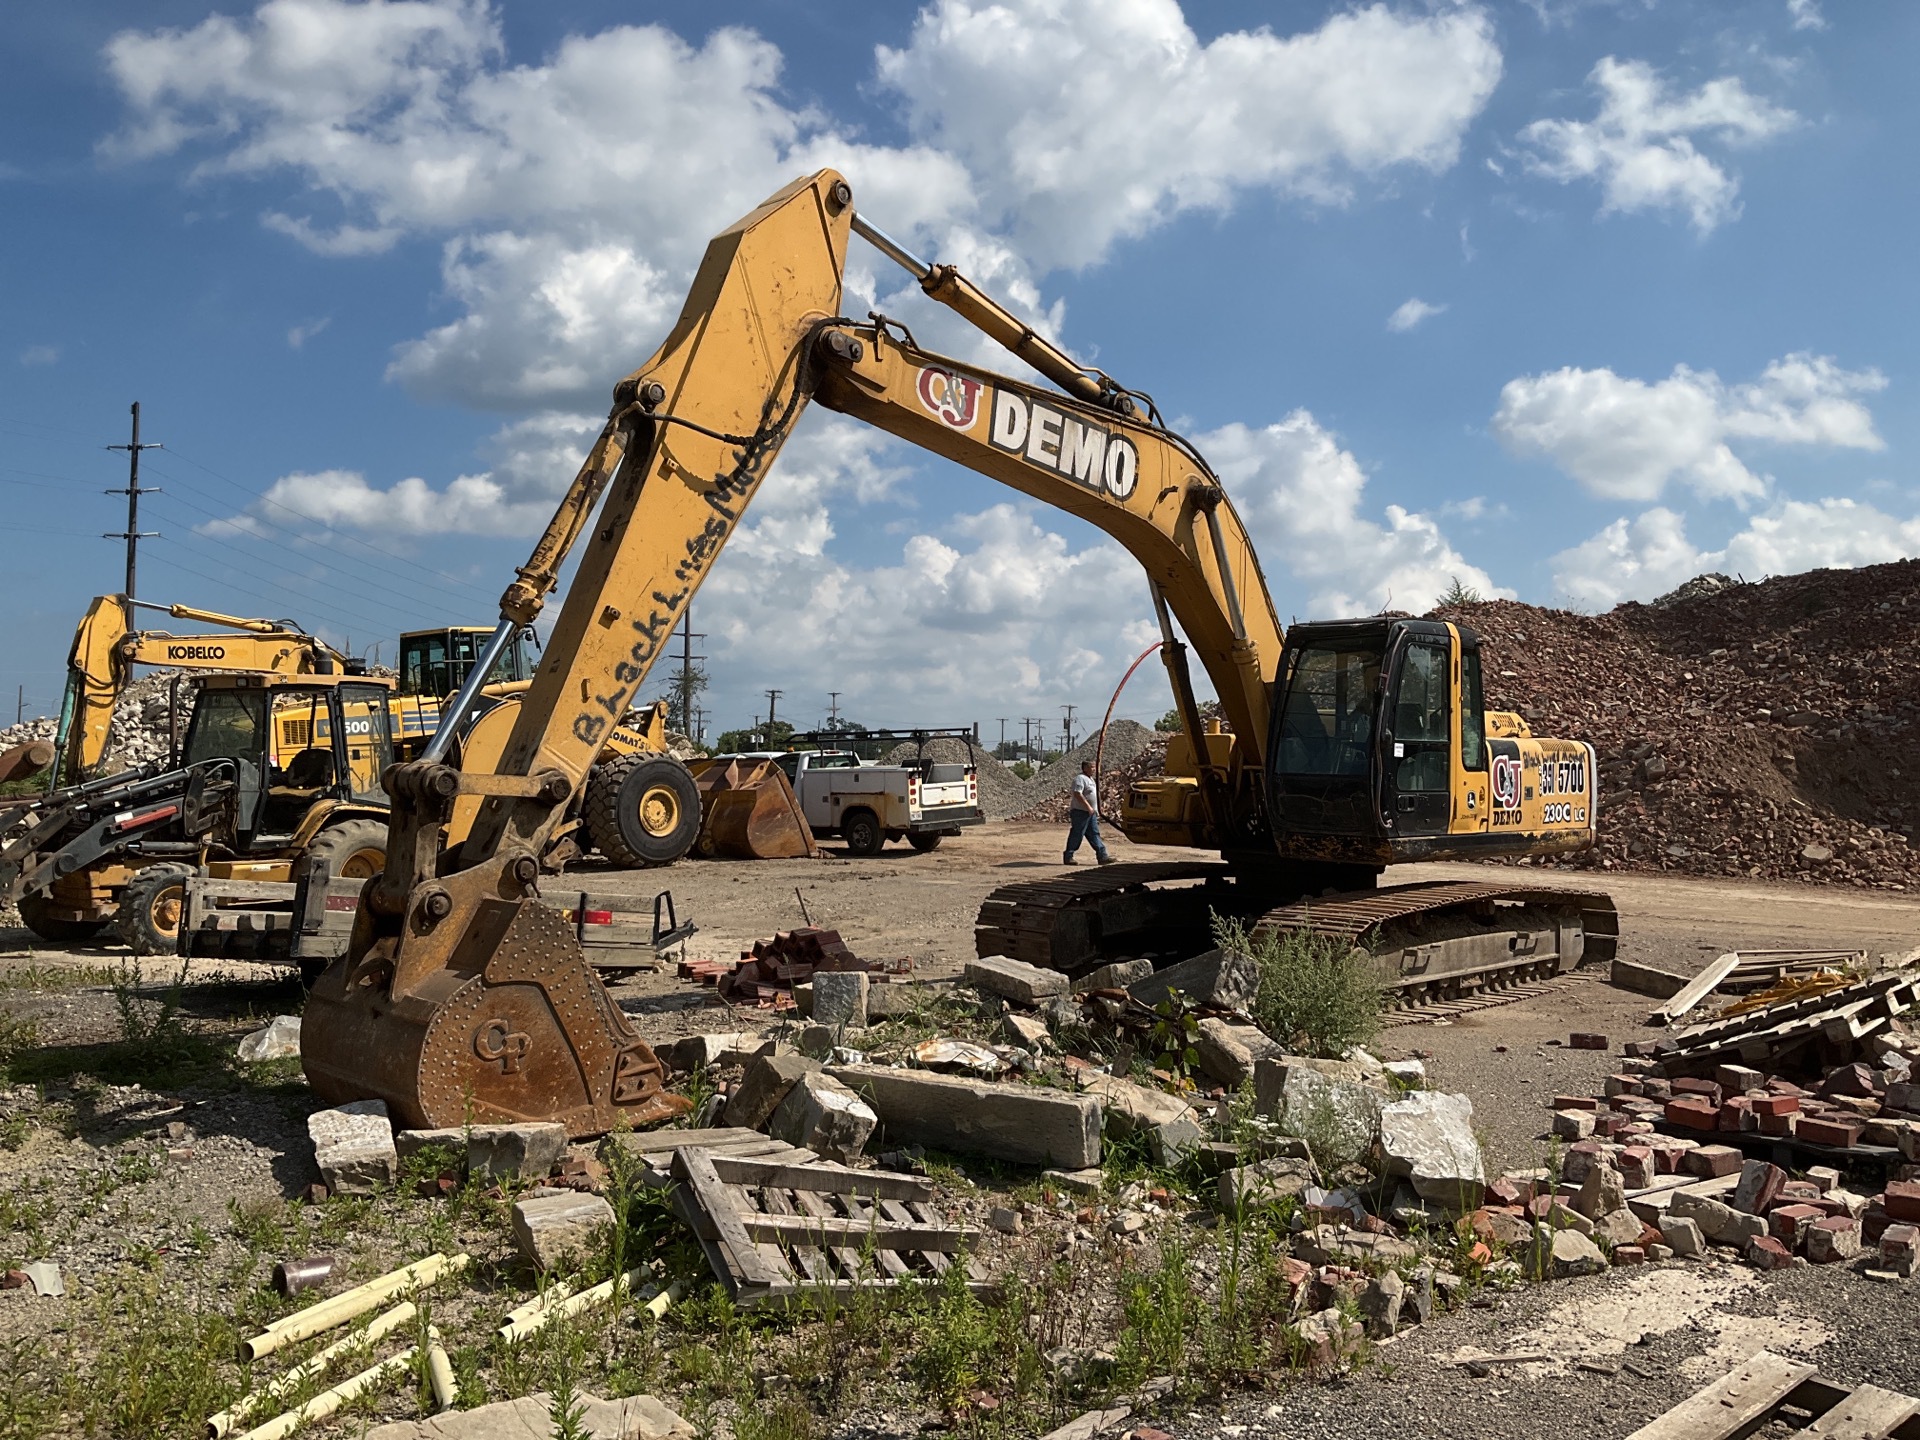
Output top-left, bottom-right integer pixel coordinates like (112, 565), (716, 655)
(1492, 352), (1885, 504)
(1554, 499), (1920, 608)
(18, 345), (58, 367)
(1200, 411), (1507, 618)
(1516, 57), (1797, 232)
(206, 409), (601, 538)
(1787, 0), (1826, 31)
(287, 315), (331, 349)
(102, 0), (1502, 409)
(875, 0), (1502, 270)
(1387, 297), (1446, 332)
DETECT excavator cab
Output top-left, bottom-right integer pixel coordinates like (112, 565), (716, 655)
(183, 676), (397, 846)
(397, 626), (535, 696)
(1269, 619), (1484, 844)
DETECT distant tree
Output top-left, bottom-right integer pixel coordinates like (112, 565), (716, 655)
(1437, 575), (1483, 606)
(649, 659), (708, 736)
(714, 720), (794, 753)
(1154, 700), (1221, 733)
(1010, 760), (1035, 780)
(993, 740), (1023, 760)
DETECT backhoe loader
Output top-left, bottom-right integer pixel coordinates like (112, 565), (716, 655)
(302, 171), (1613, 1137)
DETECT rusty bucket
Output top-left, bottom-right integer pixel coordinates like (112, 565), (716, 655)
(694, 760), (818, 860)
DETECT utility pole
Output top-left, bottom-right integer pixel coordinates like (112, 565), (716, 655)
(827, 691), (841, 727)
(1062, 704), (1077, 755)
(15, 686), (22, 724)
(765, 689), (782, 735)
(996, 717), (1007, 754)
(105, 401), (162, 598)
(676, 605), (705, 737)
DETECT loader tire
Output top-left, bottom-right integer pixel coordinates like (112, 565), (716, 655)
(18, 891), (107, 945)
(586, 754), (701, 869)
(304, 819), (388, 880)
(114, 862), (196, 957)
(842, 808), (885, 857)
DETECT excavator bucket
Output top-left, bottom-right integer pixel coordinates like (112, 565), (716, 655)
(301, 890), (690, 1137)
(694, 759), (819, 860)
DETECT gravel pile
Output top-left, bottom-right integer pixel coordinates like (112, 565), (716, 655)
(881, 736), (1034, 819)
(1435, 558), (1920, 889)
(1010, 720), (1162, 822)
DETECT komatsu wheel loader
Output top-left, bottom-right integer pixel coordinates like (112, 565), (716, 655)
(301, 171), (1613, 1136)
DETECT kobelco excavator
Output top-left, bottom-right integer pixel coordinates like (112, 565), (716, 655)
(303, 171), (1612, 1136)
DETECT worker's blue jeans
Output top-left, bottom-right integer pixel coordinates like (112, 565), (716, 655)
(1065, 808), (1109, 861)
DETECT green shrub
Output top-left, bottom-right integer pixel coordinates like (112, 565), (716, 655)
(1215, 914), (1382, 1059)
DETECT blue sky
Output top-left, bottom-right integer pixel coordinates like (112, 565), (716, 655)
(3, 0), (1914, 743)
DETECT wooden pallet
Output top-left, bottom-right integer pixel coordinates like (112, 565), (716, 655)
(1627, 1349), (1920, 1440)
(667, 1147), (991, 1308)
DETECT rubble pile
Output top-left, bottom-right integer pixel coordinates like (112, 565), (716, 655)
(0, 671), (181, 775)
(1436, 559), (1920, 888)
(676, 926), (911, 1011)
(1542, 968), (1920, 1276)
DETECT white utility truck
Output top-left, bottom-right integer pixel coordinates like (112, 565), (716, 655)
(770, 750), (983, 855)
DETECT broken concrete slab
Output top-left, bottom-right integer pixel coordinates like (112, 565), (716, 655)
(238, 1014), (302, 1063)
(1670, 1190), (1767, 1246)
(1044, 1167), (1104, 1197)
(723, 1053), (820, 1131)
(1377, 1090), (1485, 1208)
(1194, 1018), (1282, 1088)
(1036, 1408), (1133, 1440)
(1657, 1214), (1706, 1257)
(828, 1064), (1101, 1169)
(1003, 1013), (1051, 1050)
(308, 1100), (398, 1196)
(1254, 1058), (1385, 1161)
(512, 1191), (614, 1273)
(1079, 1074), (1204, 1165)
(660, 1033), (748, 1072)
(395, 1123), (569, 1184)
(365, 1391), (694, 1440)
(1126, 947), (1260, 1012)
(811, 971), (870, 1029)
(1531, 1225), (1607, 1278)
(1358, 1270), (1405, 1338)
(1073, 959), (1154, 993)
(965, 956), (1069, 1005)
(1572, 1161), (1627, 1222)
(1217, 1157), (1317, 1212)
(767, 1072), (877, 1163)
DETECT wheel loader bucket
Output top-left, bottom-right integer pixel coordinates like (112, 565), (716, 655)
(694, 759), (819, 860)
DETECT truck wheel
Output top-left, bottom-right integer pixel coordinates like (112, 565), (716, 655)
(586, 754), (701, 868)
(18, 891), (107, 944)
(305, 819), (388, 879)
(908, 833), (943, 853)
(114, 863), (197, 956)
(842, 808), (884, 857)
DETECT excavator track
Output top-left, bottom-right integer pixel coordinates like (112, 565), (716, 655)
(975, 867), (1617, 1010)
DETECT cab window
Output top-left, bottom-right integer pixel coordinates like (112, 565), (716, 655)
(184, 689), (266, 767)
(1460, 647), (1487, 772)
(1276, 641), (1383, 777)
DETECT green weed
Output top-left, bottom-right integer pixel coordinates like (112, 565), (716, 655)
(1216, 913), (1383, 1059)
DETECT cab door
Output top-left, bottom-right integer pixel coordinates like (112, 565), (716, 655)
(334, 684), (396, 803)
(1383, 633), (1452, 835)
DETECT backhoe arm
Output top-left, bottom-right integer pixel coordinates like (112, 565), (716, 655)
(56, 594), (345, 785)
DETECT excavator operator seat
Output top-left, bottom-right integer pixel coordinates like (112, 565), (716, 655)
(282, 747), (335, 790)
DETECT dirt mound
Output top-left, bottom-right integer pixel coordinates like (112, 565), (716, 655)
(1435, 558), (1920, 889)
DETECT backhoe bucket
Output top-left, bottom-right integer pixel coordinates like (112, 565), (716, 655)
(301, 893), (690, 1137)
(694, 760), (819, 860)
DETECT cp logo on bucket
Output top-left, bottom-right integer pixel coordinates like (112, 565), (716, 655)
(916, 366), (982, 430)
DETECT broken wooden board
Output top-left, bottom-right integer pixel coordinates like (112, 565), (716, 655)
(1648, 952), (1740, 1026)
(667, 1146), (992, 1309)
(1628, 1351), (1920, 1440)
(600, 1127), (818, 1188)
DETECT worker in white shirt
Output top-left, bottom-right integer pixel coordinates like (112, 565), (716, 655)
(1064, 760), (1115, 866)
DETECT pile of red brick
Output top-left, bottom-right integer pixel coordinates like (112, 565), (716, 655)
(1434, 559), (1920, 889)
(680, 928), (909, 1010)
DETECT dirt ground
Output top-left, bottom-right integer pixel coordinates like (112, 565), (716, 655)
(2, 820), (1917, 1438)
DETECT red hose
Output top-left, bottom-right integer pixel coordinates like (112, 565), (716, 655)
(1094, 642), (1167, 819)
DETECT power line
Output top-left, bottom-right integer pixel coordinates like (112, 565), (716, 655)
(147, 538), (395, 640)
(155, 446), (497, 604)
(140, 461), (493, 618)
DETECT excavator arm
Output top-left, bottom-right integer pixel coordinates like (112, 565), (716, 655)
(303, 168), (1290, 1135)
(57, 593), (348, 784)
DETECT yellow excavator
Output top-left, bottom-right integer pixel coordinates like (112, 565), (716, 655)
(302, 171), (1613, 1136)
(53, 593), (357, 786)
